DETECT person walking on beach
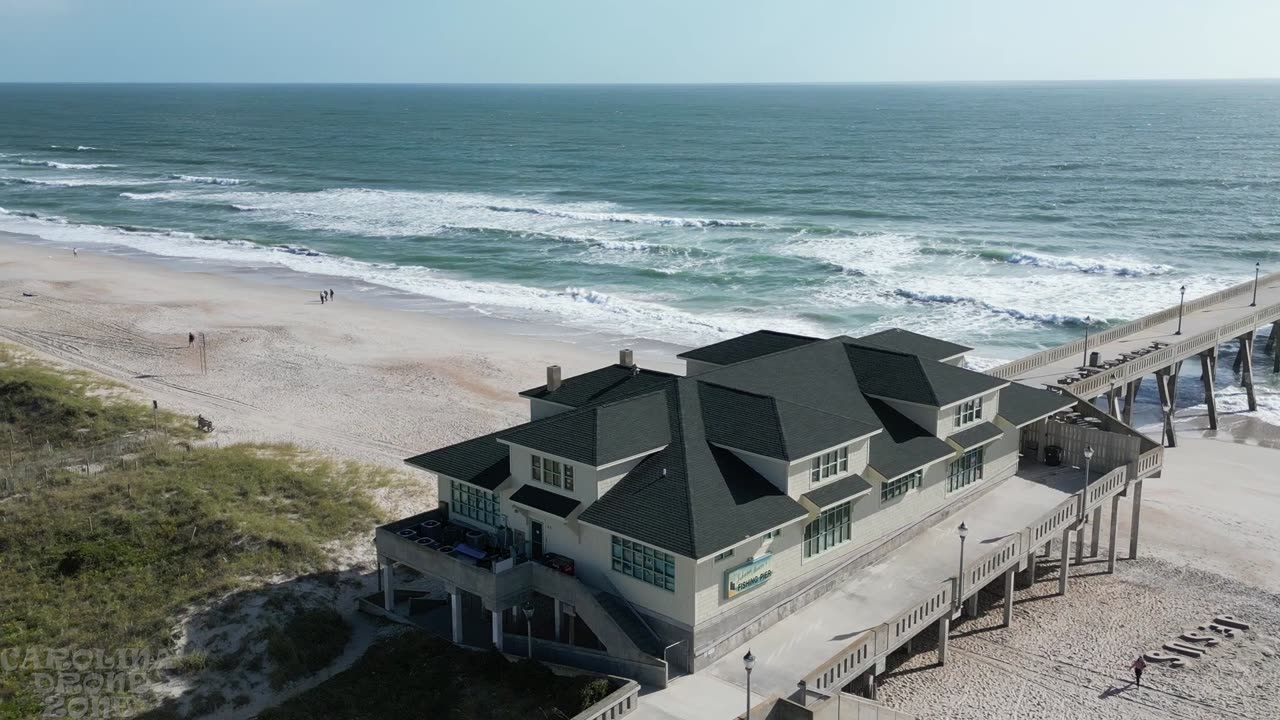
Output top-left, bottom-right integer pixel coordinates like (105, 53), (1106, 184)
(328, 288), (335, 301)
(188, 332), (195, 347)
(1131, 656), (1147, 688)
(320, 292), (326, 304)
(73, 247), (78, 257)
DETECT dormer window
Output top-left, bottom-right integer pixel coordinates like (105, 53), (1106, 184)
(531, 453), (572, 490)
(810, 446), (849, 483)
(953, 398), (983, 428)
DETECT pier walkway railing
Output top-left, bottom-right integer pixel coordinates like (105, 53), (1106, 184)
(988, 270), (1280, 390)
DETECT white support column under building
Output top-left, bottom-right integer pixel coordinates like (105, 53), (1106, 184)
(1058, 528), (1071, 595)
(1090, 506), (1103, 557)
(1002, 568), (1015, 627)
(1201, 351), (1218, 430)
(964, 591), (979, 618)
(1241, 332), (1258, 411)
(554, 599), (563, 643)
(1108, 493), (1122, 574)
(450, 588), (463, 644)
(1074, 522), (1085, 566)
(491, 609), (504, 652)
(380, 559), (394, 612)
(1129, 479), (1144, 560)
(937, 616), (950, 665)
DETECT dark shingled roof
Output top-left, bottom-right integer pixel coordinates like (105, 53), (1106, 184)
(698, 382), (879, 461)
(499, 391), (672, 466)
(843, 341), (1006, 407)
(866, 399), (955, 480)
(510, 484), (581, 518)
(677, 330), (820, 367)
(801, 474), (872, 510)
(520, 365), (677, 408)
(699, 339), (882, 427)
(947, 421), (1003, 451)
(578, 379), (808, 559)
(858, 328), (971, 362)
(997, 382), (1076, 427)
(405, 433), (511, 491)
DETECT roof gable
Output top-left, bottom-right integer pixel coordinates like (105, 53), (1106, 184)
(520, 364), (677, 408)
(858, 328), (971, 361)
(499, 390), (672, 466)
(677, 330), (821, 367)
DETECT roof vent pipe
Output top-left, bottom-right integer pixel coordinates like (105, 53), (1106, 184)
(546, 365), (562, 392)
(619, 348), (635, 367)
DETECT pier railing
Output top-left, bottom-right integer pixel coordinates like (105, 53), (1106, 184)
(1064, 300), (1280, 397)
(989, 272), (1280, 381)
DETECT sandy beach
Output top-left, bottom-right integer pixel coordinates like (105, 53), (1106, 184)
(5, 231), (1280, 719)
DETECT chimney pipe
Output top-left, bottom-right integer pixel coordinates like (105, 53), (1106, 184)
(619, 348), (635, 367)
(546, 365), (562, 392)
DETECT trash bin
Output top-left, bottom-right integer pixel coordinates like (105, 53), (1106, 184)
(1044, 445), (1063, 467)
(1089, 351), (1101, 367)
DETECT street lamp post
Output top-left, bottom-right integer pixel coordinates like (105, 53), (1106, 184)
(743, 650), (755, 720)
(1082, 316), (1091, 367)
(1176, 286), (1186, 335)
(1252, 263), (1261, 307)
(522, 601), (535, 659)
(956, 522), (969, 610)
(1081, 446), (1094, 520)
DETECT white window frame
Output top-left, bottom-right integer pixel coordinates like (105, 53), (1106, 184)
(947, 448), (984, 492)
(881, 470), (923, 503)
(803, 501), (851, 559)
(809, 446), (850, 483)
(714, 549), (735, 562)
(953, 398), (983, 428)
(531, 453), (568, 489)
(611, 536), (676, 592)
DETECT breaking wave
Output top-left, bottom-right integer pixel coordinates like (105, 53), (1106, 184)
(171, 175), (245, 185)
(50, 145), (103, 151)
(483, 203), (764, 228)
(1003, 250), (1171, 277)
(892, 288), (1096, 327)
(18, 159), (118, 170)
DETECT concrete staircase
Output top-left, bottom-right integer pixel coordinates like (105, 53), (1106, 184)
(594, 590), (664, 657)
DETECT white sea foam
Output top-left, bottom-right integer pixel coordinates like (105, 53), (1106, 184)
(3, 176), (160, 188)
(120, 191), (190, 201)
(50, 145), (103, 151)
(170, 175), (245, 186)
(0, 208), (822, 347)
(1005, 250), (1172, 277)
(137, 186), (755, 243)
(782, 232), (921, 275)
(17, 159), (118, 170)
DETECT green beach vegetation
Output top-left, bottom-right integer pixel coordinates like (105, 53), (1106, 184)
(0, 345), (392, 718)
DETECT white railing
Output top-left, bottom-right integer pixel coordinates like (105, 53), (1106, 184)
(1030, 496), (1078, 546)
(1085, 466), (1128, 510)
(989, 274), (1280, 381)
(1131, 446), (1163, 479)
(573, 679), (640, 720)
(964, 534), (1022, 596)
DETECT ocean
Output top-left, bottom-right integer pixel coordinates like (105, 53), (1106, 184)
(2, 82), (1279, 362)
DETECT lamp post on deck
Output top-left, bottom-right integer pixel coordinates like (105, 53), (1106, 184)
(1176, 286), (1186, 335)
(743, 650), (755, 720)
(955, 522), (969, 610)
(1252, 263), (1261, 307)
(522, 601), (535, 659)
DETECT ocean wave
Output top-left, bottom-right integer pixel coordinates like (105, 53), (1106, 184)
(892, 288), (1095, 327)
(1004, 250), (1171, 277)
(0, 207), (824, 348)
(170, 175), (245, 185)
(119, 191), (191, 201)
(3, 176), (158, 188)
(483, 203), (763, 228)
(782, 232), (920, 276)
(17, 159), (118, 170)
(50, 145), (104, 152)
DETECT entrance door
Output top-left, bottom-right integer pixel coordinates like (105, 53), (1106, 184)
(531, 520), (544, 560)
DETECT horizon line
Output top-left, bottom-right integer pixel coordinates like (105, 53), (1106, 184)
(2, 77), (1280, 87)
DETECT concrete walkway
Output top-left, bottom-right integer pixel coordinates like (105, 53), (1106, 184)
(630, 470), (1080, 719)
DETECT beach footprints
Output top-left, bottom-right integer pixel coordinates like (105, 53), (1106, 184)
(1143, 615), (1248, 670)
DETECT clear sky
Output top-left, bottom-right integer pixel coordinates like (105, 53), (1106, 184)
(2, 0), (1279, 84)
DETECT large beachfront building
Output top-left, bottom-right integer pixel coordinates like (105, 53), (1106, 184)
(371, 327), (1163, 694)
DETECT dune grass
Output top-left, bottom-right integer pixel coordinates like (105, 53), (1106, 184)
(0, 344), (394, 719)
